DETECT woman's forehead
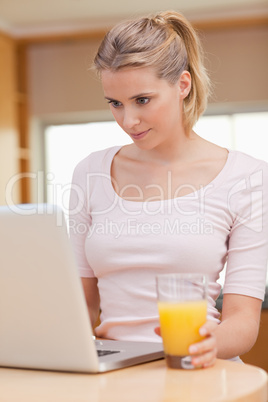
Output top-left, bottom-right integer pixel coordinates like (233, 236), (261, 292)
(101, 67), (169, 98)
(101, 66), (157, 82)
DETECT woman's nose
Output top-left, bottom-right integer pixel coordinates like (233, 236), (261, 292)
(123, 108), (141, 130)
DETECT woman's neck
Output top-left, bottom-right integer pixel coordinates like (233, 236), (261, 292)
(131, 130), (199, 166)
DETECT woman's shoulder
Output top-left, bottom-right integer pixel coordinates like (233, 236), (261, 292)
(74, 145), (122, 173)
(221, 150), (268, 200)
(201, 147), (268, 198)
(228, 149), (268, 176)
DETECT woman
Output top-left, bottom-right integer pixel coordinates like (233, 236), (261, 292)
(69, 11), (268, 368)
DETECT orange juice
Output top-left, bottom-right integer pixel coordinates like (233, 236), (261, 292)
(158, 299), (207, 356)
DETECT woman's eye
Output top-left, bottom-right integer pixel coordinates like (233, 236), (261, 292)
(107, 100), (122, 108)
(137, 97), (150, 105)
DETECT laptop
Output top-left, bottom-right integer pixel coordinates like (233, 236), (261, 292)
(0, 204), (164, 373)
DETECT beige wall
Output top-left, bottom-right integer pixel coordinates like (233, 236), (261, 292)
(203, 25), (268, 104)
(27, 25), (268, 118)
(27, 40), (106, 116)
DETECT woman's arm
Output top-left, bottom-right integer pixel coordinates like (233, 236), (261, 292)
(81, 277), (100, 328)
(215, 293), (261, 358)
(189, 293), (262, 367)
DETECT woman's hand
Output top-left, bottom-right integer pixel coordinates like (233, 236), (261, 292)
(154, 320), (218, 368)
(188, 321), (218, 368)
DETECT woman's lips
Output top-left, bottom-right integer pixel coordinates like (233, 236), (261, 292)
(130, 129), (151, 140)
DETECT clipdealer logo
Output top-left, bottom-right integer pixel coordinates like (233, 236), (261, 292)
(68, 217), (214, 238)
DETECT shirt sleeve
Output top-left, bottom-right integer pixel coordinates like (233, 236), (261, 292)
(69, 157), (95, 278)
(223, 161), (268, 300)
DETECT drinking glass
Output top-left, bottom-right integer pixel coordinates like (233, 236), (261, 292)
(156, 273), (208, 369)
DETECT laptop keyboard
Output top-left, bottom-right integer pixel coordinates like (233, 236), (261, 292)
(97, 349), (120, 357)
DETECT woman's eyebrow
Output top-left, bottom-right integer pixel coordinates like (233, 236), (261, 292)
(104, 96), (118, 102)
(104, 92), (155, 102)
(129, 92), (155, 100)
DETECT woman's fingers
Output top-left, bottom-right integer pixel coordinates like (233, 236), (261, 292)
(154, 326), (161, 336)
(155, 320), (218, 368)
(189, 320), (218, 368)
(199, 320), (218, 336)
(191, 349), (217, 368)
(189, 336), (217, 367)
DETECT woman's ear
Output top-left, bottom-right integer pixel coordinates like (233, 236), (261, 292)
(178, 70), (191, 99)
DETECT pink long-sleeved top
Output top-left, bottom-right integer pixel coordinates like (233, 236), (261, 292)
(69, 146), (268, 342)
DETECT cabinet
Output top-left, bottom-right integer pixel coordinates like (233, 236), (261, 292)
(242, 309), (268, 372)
(0, 32), (20, 205)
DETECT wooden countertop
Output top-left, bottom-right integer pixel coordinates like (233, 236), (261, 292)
(0, 358), (267, 401)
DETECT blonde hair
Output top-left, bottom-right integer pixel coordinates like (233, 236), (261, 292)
(94, 11), (211, 133)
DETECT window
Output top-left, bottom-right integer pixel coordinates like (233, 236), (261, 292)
(195, 112), (268, 161)
(45, 121), (132, 212)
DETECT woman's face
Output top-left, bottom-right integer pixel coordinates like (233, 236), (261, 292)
(101, 67), (191, 151)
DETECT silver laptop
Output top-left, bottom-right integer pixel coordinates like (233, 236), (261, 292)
(0, 204), (164, 373)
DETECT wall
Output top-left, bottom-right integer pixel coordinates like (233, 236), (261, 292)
(202, 25), (268, 104)
(27, 39), (106, 117)
(26, 25), (268, 118)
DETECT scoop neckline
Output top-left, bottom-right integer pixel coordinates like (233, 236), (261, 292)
(103, 145), (233, 205)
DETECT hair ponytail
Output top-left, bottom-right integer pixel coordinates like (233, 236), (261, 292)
(160, 11), (211, 132)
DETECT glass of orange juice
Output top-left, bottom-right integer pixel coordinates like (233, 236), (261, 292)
(156, 273), (208, 369)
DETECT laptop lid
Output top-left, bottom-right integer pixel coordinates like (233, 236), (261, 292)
(0, 204), (163, 373)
